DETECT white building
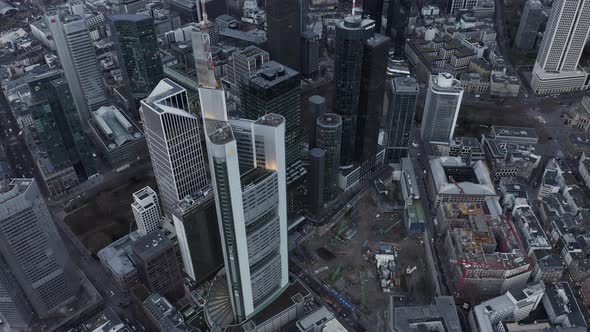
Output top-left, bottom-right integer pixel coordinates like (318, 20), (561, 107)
(579, 152), (590, 190)
(131, 186), (162, 237)
(421, 73), (464, 146)
(531, 0), (590, 95)
(140, 79), (209, 216)
(469, 282), (545, 332)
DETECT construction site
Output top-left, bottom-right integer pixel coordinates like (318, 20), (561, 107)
(293, 189), (434, 329)
(437, 201), (532, 304)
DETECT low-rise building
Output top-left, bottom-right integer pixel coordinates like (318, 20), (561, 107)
(296, 306), (347, 332)
(490, 70), (521, 97)
(401, 158), (426, 233)
(393, 297), (462, 331)
(445, 136), (486, 164)
(468, 281), (545, 332)
(89, 105), (148, 171)
(578, 152), (590, 190)
(543, 282), (587, 329)
(512, 199), (551, 256)
(142, 293), (195, 331)
(565, 96), (590, 131)
(482, 129), (540, 183)
(459, 72), (490, 94)
(566, 132), (590, 158)
(427, 157), (497, 206)
(529, 249), (564, 282)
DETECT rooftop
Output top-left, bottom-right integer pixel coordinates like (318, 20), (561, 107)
(132, 230), (173, 261)
(240, 167), (274, 191)
(544, 282), (587, 328)
(246, 61), (299, 88)
(91, 105), (143, 150)
(491, 126), (538, 142)
(394, 297), (462, 332)
(391, 76), (419, 93)
(430, 157), (496, 197)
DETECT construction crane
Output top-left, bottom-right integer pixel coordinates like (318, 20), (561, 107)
(329, 264), (343, 283)
(448, 175), (465, 195)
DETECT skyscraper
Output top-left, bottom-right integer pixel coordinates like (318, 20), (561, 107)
(384, 77), (419, 163)
(363, 0), (384, 31)
(110, 14), (164, 103)
(224, 46), (269, 87)
(47, 12), (108, 129)
(140, 78), (209, 216)
(131, 186), (162, 236)
(240, 61), (302, 165)
(514, 0), (544, 50)
(307, 95), (326, 150)
(301, 31), (320, 79)
(29, 72), (96, 179)
(205, 114), (288, 322)
(316, 113), (342, 201)
(449, 0), (478, 14)
(172, 188), (223, 283)
(421, 73), (464, 146)
(226, 0), (245, 17)
(333, 15), (375, 166)
(309, 148), (325, 214)
(531, 0), (590, 94)
(356, 33), (390, 161)
(0, 179), (80, 328)
(266, 0), (301, 70)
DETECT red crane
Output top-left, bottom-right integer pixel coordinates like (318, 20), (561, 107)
(448, 175), (465, 195)
(449, 259), (508, 296)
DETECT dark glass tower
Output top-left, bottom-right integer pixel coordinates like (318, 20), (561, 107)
(29, 73), (96, 179)
(356, 33), (390, 161)
(316, 113), (342, 201)
(240, 61), (302, 165)
(333, 15), (375, 166)
(384, 77), (419, 163)
(110, 14), (163, 101)
(266, 0), (301, 70)
(363, 0), (385, 32)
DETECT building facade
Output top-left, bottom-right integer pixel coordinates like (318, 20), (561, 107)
(514, 0), (544, 50)
(384, 77), (419, 163)
(140, 79), (209, 215)
(131, 186), (162, 236)
(0, 179), (80, 328)
(531, 0), (590, 94)
(421, 73), (464, 146)
(265, 0), (301, 71)
(110, 14), (164, 102)
(316, 113), (342, 202)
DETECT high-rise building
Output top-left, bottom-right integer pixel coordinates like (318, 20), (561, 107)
(240, 61), (301, 165)
(0, 179), (80, 328)
(265, 0), (301, 70)
(301, 31), (320, 79)
(531, 0), (590, 94)
(333, 15), (375, 166)
(384, 77), (419, 163)
(356, 33), (390, 161)
(110, 14), (164, 103)
(316, 113), (342, 201)
(226, 0), (245, 17)
(47, 12), (108, 129)
(309, 148), (325, 214)
(421, 73), (464, 146)
(515, 0), (544, 50)
(385, 0), (411, 55)
(172, 188), (223, 283)
(140, 78), (209, 215)
(307, 95), (326, 150)
(223, 46), (269, 87)
(131, 230), (184, 301)
(29, 72), (96, 179)
(204, 114), (289, 322)
(131, 186), (162, 236)
(449, 0), (478, 14)
(363, 0), (384, 32)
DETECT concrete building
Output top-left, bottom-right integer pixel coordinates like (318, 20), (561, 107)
(459, 72), (490, 94)
(579, 152), (590, 190)
(427, 157), (497, 206)
(393, 297), (462, 332)
(97, 232), (140, 292)
(316, 113), (342, 202)
(204, 113), (289, 322)
(0, 179), (80, 328)
(89, 105), (148, 170)
(384, 77), (419, 163)
(131, 186), (162, 237)
(445, 136), (486, 164)
(530, 249), (564, 282)
(223, 46), (269, 87)
(266, 0), (301, 70)
(565, 96), (590, 131)
(531, 0), (590, 95)
(140, 79), (209, 215)
(131, 230), (184, 301)
(515, 0), (544, 50)
(489, 71), (521, 97)
(142, 293), (194, 331)
(307, 95), (326, 150)
(421, 73), (464, 146)
(296, 306), (345, 332)
(46, 11), (108, 129)
(512, 199), (551, 256)
(543, 282), (587, 328)
(469, 281), (545, 332)
(566, 132), (590, 158)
